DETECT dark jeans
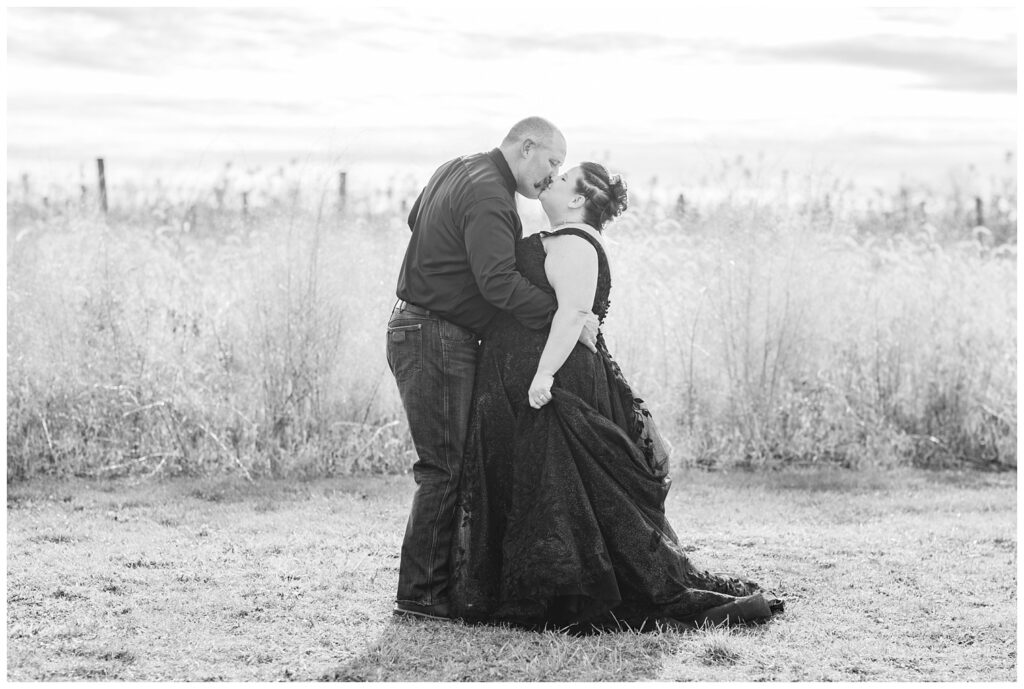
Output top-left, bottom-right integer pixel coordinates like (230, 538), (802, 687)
(386, 304), (479, 608)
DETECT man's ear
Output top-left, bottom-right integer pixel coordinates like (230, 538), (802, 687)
(521, 138), (535, 157)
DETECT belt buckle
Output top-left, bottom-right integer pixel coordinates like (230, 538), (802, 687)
(397, 299), (422, 316)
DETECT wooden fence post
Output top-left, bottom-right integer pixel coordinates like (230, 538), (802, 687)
(96, 158), (108, 214)
(974, 196), (984, 227)
(338, 172), (347, 212)
(675, 193), (687, 218)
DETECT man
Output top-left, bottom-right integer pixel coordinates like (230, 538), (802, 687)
(386, 117), (598, 620)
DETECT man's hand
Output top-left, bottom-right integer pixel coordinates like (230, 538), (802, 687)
(528, 371), (554, 409)
(577, 312), (599, 353)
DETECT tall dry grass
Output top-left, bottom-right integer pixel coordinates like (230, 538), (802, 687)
(605, 199), (1015, 470)
(8, 196), (411, 480)
(6, 164), (1016, 479)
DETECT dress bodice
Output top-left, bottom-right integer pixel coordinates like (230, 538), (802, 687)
(513, 227), (612, 325)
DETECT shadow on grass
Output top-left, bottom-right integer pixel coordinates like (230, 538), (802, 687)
(6, 474), (407, 507)
(323, 616), (685, 682)
(701, 466), (1016, 494)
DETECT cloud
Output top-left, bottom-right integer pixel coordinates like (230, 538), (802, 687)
(871, 7), (966, 27)
(7, 7), (396, 75)
(754, 34), (1015, 94)
(871, 6), (1015, 32)
(9, 8), (206, 75)
(449, 30), (685, 59)
(8, 92), (321, 119)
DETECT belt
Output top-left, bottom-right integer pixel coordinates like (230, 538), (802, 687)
(395, 300), (433, 317)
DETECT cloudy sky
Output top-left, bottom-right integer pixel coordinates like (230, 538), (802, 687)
(6, 3), (1017, 193)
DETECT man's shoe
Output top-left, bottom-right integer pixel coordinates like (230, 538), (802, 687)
(393, 601), (450, 621)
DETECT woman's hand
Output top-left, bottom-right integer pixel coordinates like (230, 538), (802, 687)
(528, 372), (554, 409)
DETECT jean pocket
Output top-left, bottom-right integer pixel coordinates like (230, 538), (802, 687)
(438, 319), (476, 344)
(387, 323), (423, 381)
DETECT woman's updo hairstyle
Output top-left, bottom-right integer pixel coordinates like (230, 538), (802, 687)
(576, 162), (629, 231)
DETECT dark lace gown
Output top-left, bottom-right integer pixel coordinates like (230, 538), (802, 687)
(449, 227), (782, 631)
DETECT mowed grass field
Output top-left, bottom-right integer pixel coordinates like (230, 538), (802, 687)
(6, 468), (1015, 681)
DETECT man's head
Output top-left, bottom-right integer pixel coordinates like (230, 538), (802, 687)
(499, 117), (567, 199)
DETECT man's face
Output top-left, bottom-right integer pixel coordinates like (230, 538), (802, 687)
(518, 133), (566, 199)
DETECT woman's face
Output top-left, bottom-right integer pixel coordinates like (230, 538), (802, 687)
(539, 166), (584, 221)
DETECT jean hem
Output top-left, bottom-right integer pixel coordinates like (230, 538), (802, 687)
(396, 597), (448, 606)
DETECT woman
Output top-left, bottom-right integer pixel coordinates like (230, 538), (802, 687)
(449, 162), (783, 631)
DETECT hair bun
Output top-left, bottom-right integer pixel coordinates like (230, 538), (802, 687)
(602, 176), (626, 219)
(578, 161), (629, 230)
(601, 174), (628, 223)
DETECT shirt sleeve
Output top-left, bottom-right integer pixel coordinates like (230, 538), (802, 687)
(407, 190), (423, 232)
(463, 199), (556, 330)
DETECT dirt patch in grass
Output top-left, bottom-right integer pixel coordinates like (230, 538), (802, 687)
(6, 468), (1016, 681)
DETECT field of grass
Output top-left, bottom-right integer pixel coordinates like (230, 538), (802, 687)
(6, 161), (1017, 479)
(6, 468), (1015, 681)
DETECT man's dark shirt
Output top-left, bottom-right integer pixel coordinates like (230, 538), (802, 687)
(395, 148), (556, 334)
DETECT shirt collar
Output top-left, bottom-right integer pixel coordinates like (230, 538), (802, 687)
(488, 148), (517, 196)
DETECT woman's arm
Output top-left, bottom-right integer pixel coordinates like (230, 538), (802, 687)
(527, 235), (598, 409)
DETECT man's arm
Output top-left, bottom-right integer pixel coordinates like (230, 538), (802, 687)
(463, 201), (556, 330)
(407, 191), (423, 231)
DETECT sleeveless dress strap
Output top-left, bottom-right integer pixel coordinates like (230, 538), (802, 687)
(540, 227), (607, 262)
